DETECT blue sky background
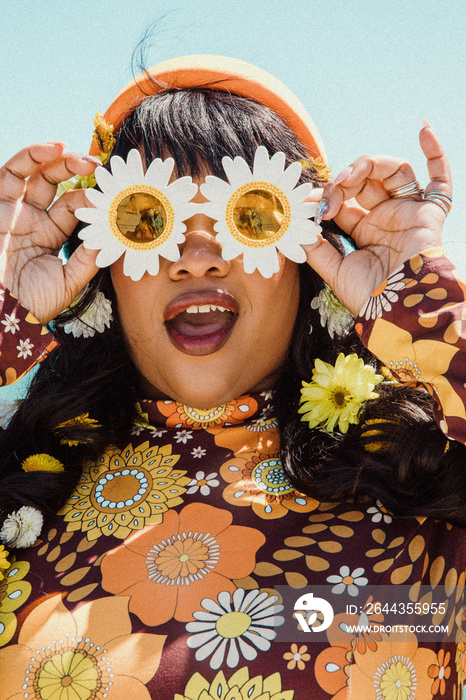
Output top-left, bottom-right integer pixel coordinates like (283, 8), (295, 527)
(0, 0), (465, 400)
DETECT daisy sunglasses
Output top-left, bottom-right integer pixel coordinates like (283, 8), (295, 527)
(76, 146), (321, 281)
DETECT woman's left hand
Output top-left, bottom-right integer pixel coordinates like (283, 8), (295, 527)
(304, 122), (451, 316)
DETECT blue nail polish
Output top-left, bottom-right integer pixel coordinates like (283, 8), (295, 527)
(315, 199), (329, 225)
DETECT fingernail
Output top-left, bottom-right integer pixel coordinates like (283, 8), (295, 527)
(315, 199), (329, 225)
(422, 118), (432, 129)
(82, 155), (102, 165)
(334, 166), (353, 185)
(47, 141), (66, 147)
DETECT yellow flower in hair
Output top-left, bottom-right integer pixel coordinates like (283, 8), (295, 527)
(92, 110), (115, 164)
(55, 413), (101, 446)
(299, 353), (383, 434)
(21, 453), (64, 473)
(300, 156), (332, 182)
(56, 173), (97, 199)
(0, 544), (9, 581)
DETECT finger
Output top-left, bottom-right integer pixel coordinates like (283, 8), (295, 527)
(332, 199), (368, 236)
(303, 187), (324, 203)
(419, 122), (452, 194)
(47, 189), (92, 241)
(0, 142), (66, 200)
(63, 243), (100, 301)
(24, 153), (101, 210)
(302, 235), (345, 291)
(320, 155), (418, 220)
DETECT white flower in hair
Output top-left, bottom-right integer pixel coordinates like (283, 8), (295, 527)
(0, 396), (20, 429)
(200, 146), (321, 277)
(76, 150), (198, 281)
(311, 285), (354, 338)
(0, 506), (43, 548)
(62, 291), (113, 339)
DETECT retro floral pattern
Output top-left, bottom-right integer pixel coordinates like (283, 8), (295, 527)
(0, 594), (166, 699)
(0, 558), (31, 647)
(100, 503), (265, 626)
(155, 395), (259, 429)
(350, 632), (438, 699)
(359, 269), (406, 320)
(175, 667), (295, 700)
(220, 452), (319, 519)
(186, 588), (284, 669)
(59, 441), (189, 541)
(0, 248), (465, 698)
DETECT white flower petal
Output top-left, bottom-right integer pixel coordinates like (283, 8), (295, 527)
(287, 183), (315, 205)
(243, 247), (279, 277)
(226, 639), (240, 668)
(263, 151), (286, 182)
(166, 176), (197, 202)
(209, 638), (228, 669)
(74, 206), (107, 225)
(252, 145), (272, 179)
(110, 154), (137, 189)
(237, 635), (261, 657)
(126, 149), (146, 182)
(145, 157), (174, 189)
(217, 591), (233, 612)
(276, 237), (307, 263)
(186, 629), (218, 647)
(95, 240), (125, 267)
(223, 155), (253, 188)
(276, 160), (302, 191)
(94, 166), (122, 198)
(217, 234), (245, 262)
(200, 176), (232, 203)
(200, 597), (228, 616)
(248, 625), (278, 640)
(84, 188), (110, 209)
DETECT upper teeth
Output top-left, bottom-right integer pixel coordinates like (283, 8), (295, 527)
(185, 305), (230, 313)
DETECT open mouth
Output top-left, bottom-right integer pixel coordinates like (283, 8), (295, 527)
(164, 290), (239, 356)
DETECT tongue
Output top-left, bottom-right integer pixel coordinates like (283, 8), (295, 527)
(168, 310), (234, 337)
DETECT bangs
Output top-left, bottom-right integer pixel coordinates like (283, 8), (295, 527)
(112, 88), (315, 180)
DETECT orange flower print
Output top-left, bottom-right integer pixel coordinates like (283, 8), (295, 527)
(221, 453), (319, 519)
(314, 643), (350, 698)
(212, 416), (280, 455)
(283, 643), (311, 670)
(100, 503), (265, 626)
(59, 442), (189, 541)
(367, 318), (465, 424)
(0, 594), (166, 699)
(428, 649), (451, 695)
(157, 395), (258, 429)
(350, 631), (437, 699)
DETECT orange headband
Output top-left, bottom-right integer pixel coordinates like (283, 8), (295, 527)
(89, 54), (327, 162)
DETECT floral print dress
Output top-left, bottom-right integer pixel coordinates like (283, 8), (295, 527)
(0, 248), (465, 699)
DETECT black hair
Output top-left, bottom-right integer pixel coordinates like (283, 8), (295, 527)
(1, 85), (465, 532)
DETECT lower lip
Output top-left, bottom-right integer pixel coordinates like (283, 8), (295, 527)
(165, 319), (237, 356)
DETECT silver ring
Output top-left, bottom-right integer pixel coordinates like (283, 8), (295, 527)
(426, 189), (452, 202)
(424, 192), (452, 215)
(389, 181), (425, 199)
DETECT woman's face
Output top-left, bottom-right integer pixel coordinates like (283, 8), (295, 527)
(111, 175), (300, 408)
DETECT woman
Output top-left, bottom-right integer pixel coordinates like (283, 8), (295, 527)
(0, 55), (464, 699)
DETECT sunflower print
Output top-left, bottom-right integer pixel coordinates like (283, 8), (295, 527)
(59, 441), (189, 541)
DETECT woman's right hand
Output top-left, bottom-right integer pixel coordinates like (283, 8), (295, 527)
(0, 142), (100, 325)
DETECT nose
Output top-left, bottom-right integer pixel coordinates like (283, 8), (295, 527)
(168, 213), (230, 280)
